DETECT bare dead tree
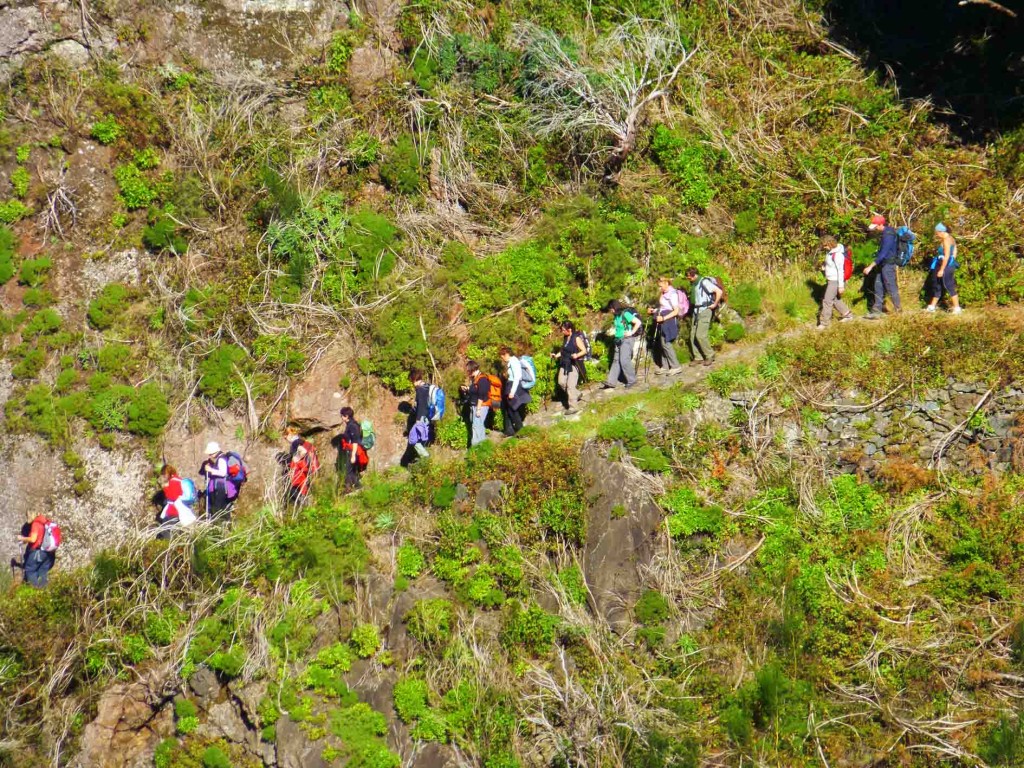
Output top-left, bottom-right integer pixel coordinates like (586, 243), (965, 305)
(514, 15), (694, 184)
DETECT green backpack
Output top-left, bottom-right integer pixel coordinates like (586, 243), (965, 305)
(360, 420), (376, 450)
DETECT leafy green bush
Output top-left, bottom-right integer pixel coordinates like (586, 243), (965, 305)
(397, 543), (426, 579)
(405, 599), (455, 650)
(10, 167), (29, 198)
(347, 131), (381, 167)
(90, 115), (124, 145)
(87, 284), (129, 329)
(663, 488), (724, 539)
(554, 565), (588, 607)
(350, 624), (380, 658)
(153, 739), (176, 768)
(632, 445), (670, 473)
(201, 746), (232, 768)
(706, 363), (753, 396)
(724, 323), (746, 343)
(303, 642), (353, 697)
(113, 164), (156, 210)
(142, 213), (187, 254)
(380, 134), (425, 195)
(174, 698), (199, 735)
(981, 711), (1024, 766)
(597, 413), (647, 450)
(198, 344), (250, 408)
(634, 589), (670, 625)
(538, 491), (587, 544)
(734, 210), (759, 241)
(19, 257), (51, 287)
(127, 383), (170, 436)
(500, 601), (558, 656)
(0, 200), (29, 224)
(729, 283), (762, 317)
(0, 226), (15, 284)
(650, 125), (716, 209)
(393, 677), (430, 723)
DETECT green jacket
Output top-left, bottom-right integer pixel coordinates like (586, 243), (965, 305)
(612, 311), (638, 340)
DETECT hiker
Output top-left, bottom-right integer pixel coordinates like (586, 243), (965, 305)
(465, 360), (492, 447)
(283, 427), (318, 504)
(404, 369), (432, 463)
(200, 442), (230, 522)
(686, 267), (722, 367)
(338, 407), (368, 491)
(648, 276), (685, 375)
(552, 321), (587, 414)
(818, 236), (854, 329)
(602, 300), (642, 390)
(925, 223), (962, 315)
(158, 464), (197, 532)
(18, 511), (56, 588)
(863, 214), (901, 318)
(499, 346), (532, 436)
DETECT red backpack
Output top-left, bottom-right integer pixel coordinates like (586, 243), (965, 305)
(841, 246), (853, 282)
(40, 519), (62, 552)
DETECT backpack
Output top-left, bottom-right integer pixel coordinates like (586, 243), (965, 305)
(301, 440), (321, 475)
(40, 520), (62, 553)
(360, 420), (376, 451)
(484, 374), (502, 407)
(578, 332), (594, 362)
(674, 288), (690, 317)
(180, 478), (198, 506)
(841, 246), (853, 282)
(225, 452), (248, 485)
(428, 384), (446, 421)
(895, 226), (916, 267)
(520, 355), (537, 389)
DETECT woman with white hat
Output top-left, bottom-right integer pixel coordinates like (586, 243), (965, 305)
(200, 442), (230, 522)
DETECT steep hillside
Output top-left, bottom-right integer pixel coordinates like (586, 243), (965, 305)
(2, 0), (1024, 765)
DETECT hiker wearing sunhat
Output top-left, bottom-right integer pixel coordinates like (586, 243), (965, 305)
(200, 441), (230, 521)
(924, 223), (962, 315)
(863, 214), (901, 319)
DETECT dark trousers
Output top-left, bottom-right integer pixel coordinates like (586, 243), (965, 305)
(502, 398), (525, 435)
(871, 262), (901, 313)
(25, 548), (55, 587)
(342, 455), (362, 490)
(928, 266), (958, 300)
(206, 483), (230, 523)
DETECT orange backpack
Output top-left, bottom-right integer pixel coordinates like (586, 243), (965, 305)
(484, 374), (502, 407)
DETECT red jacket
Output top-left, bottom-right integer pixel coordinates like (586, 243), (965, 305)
(289, 456), (311, 494)
(164, 475), (184, 503)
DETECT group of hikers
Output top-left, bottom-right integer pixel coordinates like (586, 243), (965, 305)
(13, 215), (963, 587)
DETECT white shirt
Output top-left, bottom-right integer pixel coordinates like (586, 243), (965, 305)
(506, 356), (522, 398)
(824, 245), (846, 284)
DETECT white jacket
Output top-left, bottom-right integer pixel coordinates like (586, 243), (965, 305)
(824, 245), (846, 284)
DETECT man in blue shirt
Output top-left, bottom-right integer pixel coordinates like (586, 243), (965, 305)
(862, 214), (901, 318)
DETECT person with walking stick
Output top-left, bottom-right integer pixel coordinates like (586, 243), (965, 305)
(602, 300), (642, 390)
(648, 276), (685, 376)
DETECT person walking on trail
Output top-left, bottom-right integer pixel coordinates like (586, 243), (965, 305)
(686, 267), (722, 367)
(603, 300), (642, 390)
(464, 361), (492, 447)
(200, 442), (230, 522)
(283, 427), (317, 505)
(18, 512), (55, 588)
(158, 465), (197, 533)
(553, 321), (587, 414)
(863, 214), (901, 318)
(648, 276), (684, 375)
(924, 223), (962, 315)
(404, 369), (432, 462)
(499, 346), (531, 436)
(818, 236), (854, 329)
(338, 407), (368, 491)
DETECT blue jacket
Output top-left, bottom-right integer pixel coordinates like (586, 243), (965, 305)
(874, 226), (898, 266)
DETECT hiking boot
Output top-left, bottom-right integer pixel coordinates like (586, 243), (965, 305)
(653, 367), (668, 376)
(667, 367), (684, 375)
(865, 312), (882, 320)
(950, 306), (963, 315)
(816, 324), (826, 330)
(923, 305), (936, 313)
(839, 315), (854, 322)
(625, 382), (636, 389)
(565, 406), (580, 415)
(702, 359), (715, 367)
(600, 383), (616, 390)
(688, 360), (703, 368)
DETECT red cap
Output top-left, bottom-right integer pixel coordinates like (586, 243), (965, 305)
(869, 214), (886, 227)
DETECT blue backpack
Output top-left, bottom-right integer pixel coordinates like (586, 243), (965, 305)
(180, 478), (198, 506)
(520, 355), (537, 390)
(428, 384), (446, 421)
(895, 226), (916, 267)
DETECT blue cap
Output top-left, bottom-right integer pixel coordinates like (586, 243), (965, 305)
(935, 222), (948, 232)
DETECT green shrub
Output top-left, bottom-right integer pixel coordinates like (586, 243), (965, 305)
(326, 30), (356, 74)
(127, 383), (170, 436)
(198, 344), (250, 407)
(201, 746), (232, 768)
(729, 283), (762, 317)
(19, 257), (51, 287)
(16, 145), (30, 164)
(153, 739), (177, 768)
(663, 488), (724, 540)
(405, 599), (455, 650)
(10, 166), (30, 198)
(113, 164), (156, 210)
(500, 601), (558, 656)
(538, 491), (587, 544)
(597, 413), (647, 450)
(554, 565), (588, 607)
(650, 125), (716, 209)
(144, 607), (183, 646)
(393, 677), (429, 723)
(380, 134), (425, 195)
(632, 445), (670, 473)
(87, 284), (129, 329)
(350, 623), (380, 658)
(142, 214), (187, 254)
(174, 698), (199, 735)
(133, 147), (160, 170)
(634, 589), (670, 626)
(0, 226), (15, 284)
(303, 642), (353, 697)
(724, 323), (746, 343)
(981, 711), (1024, 766)
(0, 199), (29, 223)
(396, 543), (426, 579)
(90, 115), (124, 145)
(734, 210), (759, 241)
(706, 363), (753, 396)
(348, 131), (381, 167)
